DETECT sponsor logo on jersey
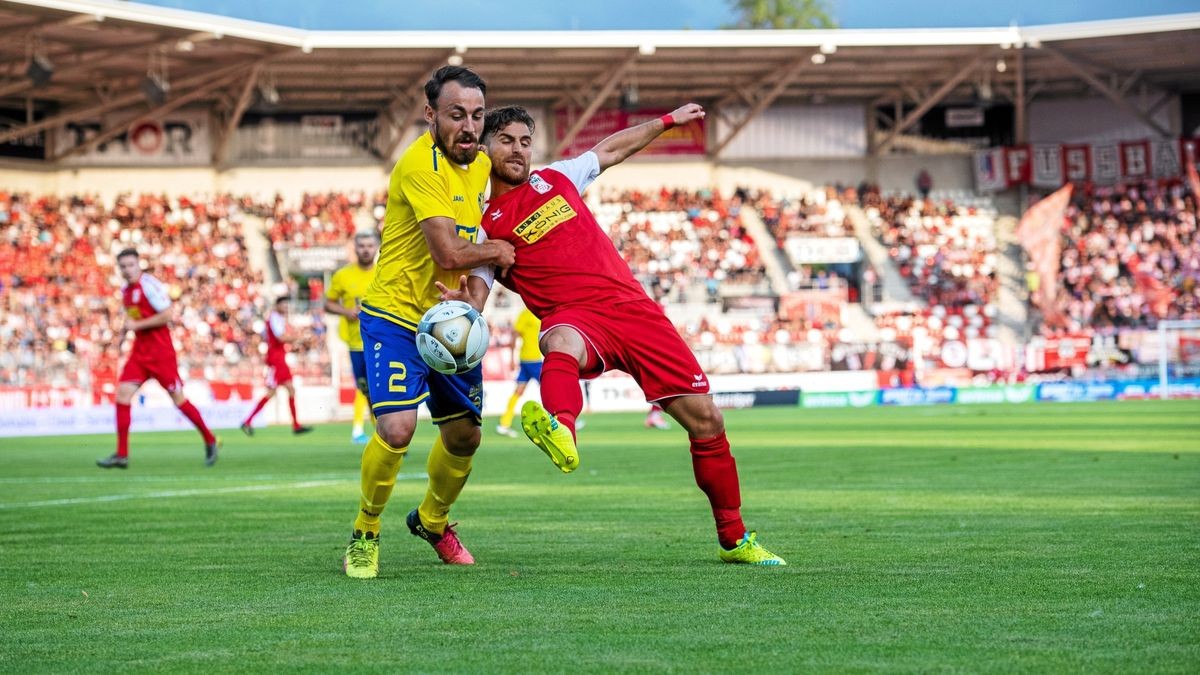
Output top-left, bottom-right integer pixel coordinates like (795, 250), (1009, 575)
(529, 174), (553, 194)
(490, 209), (503, 221)
(453, 195), (465, 202)
(513, 195), (575, 244)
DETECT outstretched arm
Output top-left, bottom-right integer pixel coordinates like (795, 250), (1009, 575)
(591, 103), (705, 172)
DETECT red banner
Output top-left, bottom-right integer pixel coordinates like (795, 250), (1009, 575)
(977, 135), (1198, 190)
(1119, 140), (1152, 180)
(1004, 145), (1031, 186)
(1061, 144), (1091, 183)
(554, 108), (706, 158)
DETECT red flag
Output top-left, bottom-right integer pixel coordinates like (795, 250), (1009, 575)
(1016, 185), (1073, 326)
(1129, 254), (1173, 317)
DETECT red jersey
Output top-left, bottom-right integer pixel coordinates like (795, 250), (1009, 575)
(122, 273), (174, 355)
(481, 153), (650, 318)
(265, 311), (288, 363)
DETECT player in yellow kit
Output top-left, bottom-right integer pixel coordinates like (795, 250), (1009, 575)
(324, 231), (378, 444)
(342, 66), (516, 577)
(496, 307), (542, 438)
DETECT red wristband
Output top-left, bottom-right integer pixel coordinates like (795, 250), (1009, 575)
(659, 114), (676, 130)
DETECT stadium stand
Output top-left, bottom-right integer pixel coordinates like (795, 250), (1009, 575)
(1049, 181), (1200, 333)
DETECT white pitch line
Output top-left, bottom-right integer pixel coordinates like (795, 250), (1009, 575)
(0, 470), (355, 480)
(0, 477), (388, 510)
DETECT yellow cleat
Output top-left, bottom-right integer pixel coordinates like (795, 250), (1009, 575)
(718, 531), (787, 566)
(519, 400), (580, 473)
(343, 530), (380, 579)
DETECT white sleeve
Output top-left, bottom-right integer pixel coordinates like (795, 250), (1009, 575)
(547, 151), (601, 194)
(469, 227), (495, 289)
(140, 274), (172, 313)
(269, 313), (287, 337)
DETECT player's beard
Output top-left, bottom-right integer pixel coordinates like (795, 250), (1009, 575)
(492, 155), (530, 186)
(432, 120), (479, 165)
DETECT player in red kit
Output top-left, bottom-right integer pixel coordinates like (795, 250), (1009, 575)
(240, 295), (313, 435)
(96, 248), (220, 469)
(437, 104), (785, 565)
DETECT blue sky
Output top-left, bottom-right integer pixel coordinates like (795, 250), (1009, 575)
(132, 0), (1200, 30)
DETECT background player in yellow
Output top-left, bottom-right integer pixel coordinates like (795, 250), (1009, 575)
(496, 307), (542, 438)
(342, 66), (516, 577)
(324, 231), (378, 444)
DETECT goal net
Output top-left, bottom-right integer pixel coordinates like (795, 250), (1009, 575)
(1157, 320), (1200, 400)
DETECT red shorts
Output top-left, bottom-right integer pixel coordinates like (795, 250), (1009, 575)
(119, 348), (183, 393)
(542, 300), (710, 402)
(265, 356), (293, 389)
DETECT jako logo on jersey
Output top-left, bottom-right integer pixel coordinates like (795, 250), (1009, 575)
(513, 195), (575, 244)
(453, 195), (465, 202)
(529, 174), (553, 195)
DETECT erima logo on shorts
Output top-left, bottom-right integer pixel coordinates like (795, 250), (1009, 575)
(514, 195), (575, 244)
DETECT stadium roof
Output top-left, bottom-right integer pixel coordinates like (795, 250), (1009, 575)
(2, 0), (1199, 162)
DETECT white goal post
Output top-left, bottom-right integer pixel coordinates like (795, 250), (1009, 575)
(1158, 320), (1200, 400)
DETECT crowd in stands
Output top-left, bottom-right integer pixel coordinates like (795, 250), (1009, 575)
(861, 190), (1000, 309)
(260, 191), (384, 249)
(594, 188), (768, 303)
(0, 192), (328, 395)
(1049, 181), (1199, 332)
(7, 178), (1195, 394)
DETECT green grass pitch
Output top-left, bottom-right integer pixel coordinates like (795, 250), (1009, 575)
(2, 400), (1198, 672)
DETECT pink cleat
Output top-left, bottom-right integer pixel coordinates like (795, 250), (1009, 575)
(406, 508), (475, 565)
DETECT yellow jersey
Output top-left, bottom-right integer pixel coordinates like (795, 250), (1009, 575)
(514, 308), (543, 362)
(326, 261), (375, 351)
(361, 131), (491, 330)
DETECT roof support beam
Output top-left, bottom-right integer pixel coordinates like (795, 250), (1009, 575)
(53, 63), (256, 162)
(875, 50), (993, 154)
(0, 60), (251, 146)
(1015, 46), (1027, 144)
(711, 50), (813, 158)
(553, 51), (638, 158)
(376, 54), (451, 162)
(212, 62), (264, 166)
(0, 38), (176, 100)
(1041, 43), (1172, 138)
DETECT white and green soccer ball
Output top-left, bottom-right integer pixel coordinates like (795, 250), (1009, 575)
(415, 300), (489, 375)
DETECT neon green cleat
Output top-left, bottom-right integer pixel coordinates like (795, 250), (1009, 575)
(519, 400), (580, 473)
(718, 531), (787, 566)
(343, 530), (380, 579)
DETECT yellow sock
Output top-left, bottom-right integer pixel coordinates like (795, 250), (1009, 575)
(352, 391), (367, 436)
(499, 392), (520, 428)
(353, 432), (407, 536)
(417, 435), (474, 536)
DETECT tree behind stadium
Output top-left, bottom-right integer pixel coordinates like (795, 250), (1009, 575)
(724, 0), (838, 29)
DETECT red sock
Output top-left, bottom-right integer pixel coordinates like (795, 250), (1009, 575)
(288, 397), (300, 429)
(177, 400), (216, 444)
(690, 431), (746, 549)
(541, 351), (582, 439)
(244, 396), (269, 426)
(116, 403), (131, 458)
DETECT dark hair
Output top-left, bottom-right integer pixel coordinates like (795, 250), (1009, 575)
(425, 65), (486, 107)
(274, 295), (291, 305)
(116, 247), (139, 260)
(482, 106), (536, 145)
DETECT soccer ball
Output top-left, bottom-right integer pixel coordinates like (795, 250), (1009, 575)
(415, 300), (489, 375)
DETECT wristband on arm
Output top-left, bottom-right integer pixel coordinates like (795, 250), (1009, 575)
(659, 114), (676, 130)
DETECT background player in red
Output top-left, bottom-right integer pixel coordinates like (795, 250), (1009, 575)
(438, 103), (785, 565)
(96, 248), (220, 469)
(240, 295), (314, 435)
